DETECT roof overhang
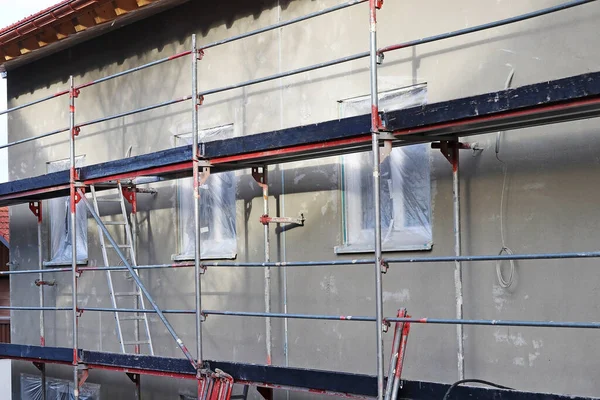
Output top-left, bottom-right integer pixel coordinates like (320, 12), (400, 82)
(0, 0), (189, 72)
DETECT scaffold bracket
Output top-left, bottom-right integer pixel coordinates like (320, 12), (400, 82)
(28, 201), (42, 222)
(380, 139), (392, 163)
(73, 190), (82, 205)
(383, 320), (391, 333)
(260, 214), (305, 226)
(126, 372), (140, 384)
(199, 265), (207, 276)
(77, 364), (89, 388)
(433, 141), (473, 165)
(199, 166), (211, 186)
(195, 160), (212, 168)
(380, 259), (389, 274)
(251, 166), (267, 186)
(35, 279), (56, 287)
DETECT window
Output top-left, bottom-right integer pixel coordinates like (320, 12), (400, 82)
(175, 124), (237, 260)
(46, 157), (88, 265)
(336, 84), (432, 253)
(21, 373), (100, 399)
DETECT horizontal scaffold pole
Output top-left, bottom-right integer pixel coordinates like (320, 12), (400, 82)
(0, 0), (594, 149)
(6, 249), (600, 276)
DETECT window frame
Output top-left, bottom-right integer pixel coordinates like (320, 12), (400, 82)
(173, 124), (237, 261)
(335, 84), (433, 254)
(43, 156), (88, 267)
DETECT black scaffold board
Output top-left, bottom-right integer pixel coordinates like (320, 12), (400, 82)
(0, 344), (596, 399)
(2, 70), (600, 206)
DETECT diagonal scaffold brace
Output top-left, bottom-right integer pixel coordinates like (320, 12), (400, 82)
(78, 188), (198, 370)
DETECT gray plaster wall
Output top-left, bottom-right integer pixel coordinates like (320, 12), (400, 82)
(6, 0), (600, 398)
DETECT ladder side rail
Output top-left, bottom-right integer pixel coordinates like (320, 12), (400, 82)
(117, 182), (141, 355)
(91, 185), (126, 353)
(117, 182), (155, 356)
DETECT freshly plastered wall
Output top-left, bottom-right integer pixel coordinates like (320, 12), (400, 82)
(6, 0), (600, 398)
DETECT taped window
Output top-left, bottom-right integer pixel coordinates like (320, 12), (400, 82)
(175, 124), (237, 260)
(21, 373), (100, 399)
(45, 157), (88, 265)
(336, 84), (432, 253)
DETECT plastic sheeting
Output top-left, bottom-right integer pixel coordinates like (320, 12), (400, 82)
(338, 84), (432, 252)
(47, 157), (88, 264)
(21, 373), (100, 400)
(177, 125), (237, 259)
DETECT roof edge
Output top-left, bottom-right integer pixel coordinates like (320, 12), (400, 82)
(0, 0), (188, 70)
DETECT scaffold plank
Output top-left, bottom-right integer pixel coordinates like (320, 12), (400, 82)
(2, 69), (600, 206)
(0, 343), (596, 399)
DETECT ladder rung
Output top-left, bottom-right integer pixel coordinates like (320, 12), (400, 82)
(119, 316), (146, 321)
(97, 198), (122, 202)
(114, 292), (140, 296)
(103, 221), (127, 226)
(123, 340), (150, 345)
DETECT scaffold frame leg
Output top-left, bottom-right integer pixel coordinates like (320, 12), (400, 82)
(252, 166), (272, 366)
(368, 0), (385, 398)
(192, 34), (205, 380)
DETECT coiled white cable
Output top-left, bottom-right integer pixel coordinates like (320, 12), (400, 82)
(495, 68), (516, 289)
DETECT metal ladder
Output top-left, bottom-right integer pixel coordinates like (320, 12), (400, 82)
(90, 182), (154, 355)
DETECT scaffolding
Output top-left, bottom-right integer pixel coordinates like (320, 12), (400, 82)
(0, 0), (600, 399)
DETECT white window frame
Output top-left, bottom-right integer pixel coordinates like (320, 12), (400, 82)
(44, 156), (88, 266)
(173, 124), (237, 260)
(335, 84), (432, 253)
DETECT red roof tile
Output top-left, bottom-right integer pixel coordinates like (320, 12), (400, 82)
(0, 1), (67, 33)
(0, 0), (166, 68)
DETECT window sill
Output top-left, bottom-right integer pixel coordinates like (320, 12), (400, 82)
(171, 253), (237, 262)
(335, 242), (432, 254)
(43, 259), (89, 267)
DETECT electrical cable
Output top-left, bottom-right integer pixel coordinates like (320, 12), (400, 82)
(495, 68), (516, 288)
(442, 379), (513, 400)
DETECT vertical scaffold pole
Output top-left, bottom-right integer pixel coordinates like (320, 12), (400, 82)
(34, 201), (46, 400)
(38, 205), (46, 400)
(252, 166), (272, 366)
(368, 1), (384, 399)
(69, 75), (80, 400)
(192, 34), (204, 380)
(452, 144), (465, 380)
(262, 167), (272, 366)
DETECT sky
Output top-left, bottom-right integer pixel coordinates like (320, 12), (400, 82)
(0, 1), (58, 182)
(0, 1), (60, 29)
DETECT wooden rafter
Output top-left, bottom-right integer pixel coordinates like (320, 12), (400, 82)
(0, 0), (163, 65)
(19, 37), (40, 54)
(37, 28), (60, 47)
(54, 21), (77, 39)
(114, 0), (141, 15)
(74, 11), (97, 32)
(136, 0), (158, 7)
(93, 3), (118, 24)
(2, 43), (21, 59)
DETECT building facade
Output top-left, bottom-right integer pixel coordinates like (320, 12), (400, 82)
(5, 0), (600, 398)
